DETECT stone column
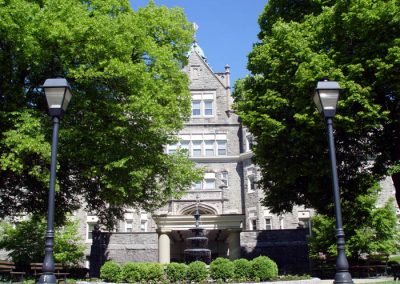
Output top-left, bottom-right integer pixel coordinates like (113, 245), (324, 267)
(227, 230), (241, 260)
(158, 231), (171, 264)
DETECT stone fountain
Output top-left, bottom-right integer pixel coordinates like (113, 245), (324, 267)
(184, 196), (212, 264)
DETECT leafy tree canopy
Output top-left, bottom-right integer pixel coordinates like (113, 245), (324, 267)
(0, 0), (201, 226)
(309, 186), (399, 259)
(233, 0), (400, 215)
(0, 217), (85, 266)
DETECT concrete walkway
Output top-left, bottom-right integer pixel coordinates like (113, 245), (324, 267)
(266, 277), (394, 284)
(316, 277), (393, 284)
(77, 277), (395, 284)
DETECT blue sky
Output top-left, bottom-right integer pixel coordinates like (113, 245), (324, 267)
(129, 0), (267, 86)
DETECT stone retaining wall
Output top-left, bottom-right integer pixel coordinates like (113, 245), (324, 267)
(105, 232), (158, 263)
(89, 231), (158, 277)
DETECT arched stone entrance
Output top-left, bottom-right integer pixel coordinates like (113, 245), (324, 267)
(153, 214), (244, 263)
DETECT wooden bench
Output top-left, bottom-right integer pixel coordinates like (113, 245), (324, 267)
(0, 260), (25, 283)
(31, 263), (69, 284)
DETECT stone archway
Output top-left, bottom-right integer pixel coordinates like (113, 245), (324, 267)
(179, 203), (218, 216)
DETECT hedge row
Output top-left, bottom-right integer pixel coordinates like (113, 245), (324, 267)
(100, 256), (278, 283)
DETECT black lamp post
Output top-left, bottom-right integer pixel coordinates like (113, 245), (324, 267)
(39, 78), (73, 284)
(313, 80), (353, 284)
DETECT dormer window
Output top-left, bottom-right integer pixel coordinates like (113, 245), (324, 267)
(204, 100), (213, 115)
(192, 101), (201, 116)
(191, 91), (215, 118)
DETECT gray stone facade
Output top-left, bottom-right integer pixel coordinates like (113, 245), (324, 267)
(76, 42), (319, 268)
(101, 232), (158, 263)
(70, 41), (399, 270)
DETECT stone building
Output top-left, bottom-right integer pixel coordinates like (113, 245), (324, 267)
(77, 41), (318, 268)
(0, 40), (397, 274)
(70, 41), (398, 271)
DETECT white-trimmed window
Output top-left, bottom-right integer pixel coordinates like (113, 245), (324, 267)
(204, 100), (213, 116)
(192, 101), (201, 116)
(220, 171), (229, 186)
(125, 220), (133, 232)
(247, 174), (256, 192)
(191, 91), (215, 117)
(205, 140), (215, 156)
(176, 134), (227, 157)
(193, 181), (202, 190)
(180, 141), (189, 153)
(167, 143), (177, 154)
(265, 218), (272, 230)
(192, 141), (202, 157)
(203, 179), (215, 189)
(217, 140), (227, 156)
(86, 215), (99, 241)
(246, 135), (254, 152)
(167, 141), (189, 155)
(298, 211), (311, 228)
(299, 218), (310, 228)
(87, 223), (96, 240)
(140, 220), (148, 232)
(191, 173), (216, 190)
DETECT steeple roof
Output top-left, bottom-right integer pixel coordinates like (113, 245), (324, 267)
(188, 41), (207, 62)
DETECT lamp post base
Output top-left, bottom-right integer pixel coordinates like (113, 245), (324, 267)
(334, 271), (354, 284)
(38, 274), (57, 284)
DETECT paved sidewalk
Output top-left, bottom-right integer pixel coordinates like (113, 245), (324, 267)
(317, 277), (393, 284)
(233, 277), (394, 284)
(78, 277), (394, 284)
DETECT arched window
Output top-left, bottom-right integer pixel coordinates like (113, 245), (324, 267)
(180, 204), (217, 215)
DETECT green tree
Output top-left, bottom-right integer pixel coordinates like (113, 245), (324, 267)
(309, 187), (399, 259)
(233, 0), (400, 214)
(257, 0), (335, 39)
(0, 217), (85, 266)
(0, 0), (201, 226)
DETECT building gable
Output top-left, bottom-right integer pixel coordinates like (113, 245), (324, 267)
(185, 51), (227, 90)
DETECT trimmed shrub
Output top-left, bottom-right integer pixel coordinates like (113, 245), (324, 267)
(187, 261), (208, 282)
(100, 261), (122, 282)
(233, 258), (251, 281)
(145, 263), (164, 282)
(121, 262), (147, 283)
(209, 257), (234, 281)
(279, 274), (311, 281)
(166, 262), (188, 283)
(250, 256), (278, 281)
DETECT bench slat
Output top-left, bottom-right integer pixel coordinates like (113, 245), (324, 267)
(0, 259), (26, 283)
(30, 262), (69, 283)
(0, 261), (14, 265)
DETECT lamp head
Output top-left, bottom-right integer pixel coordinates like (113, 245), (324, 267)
(313, 80), (341, 118)
(43, 78), (73, 117)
